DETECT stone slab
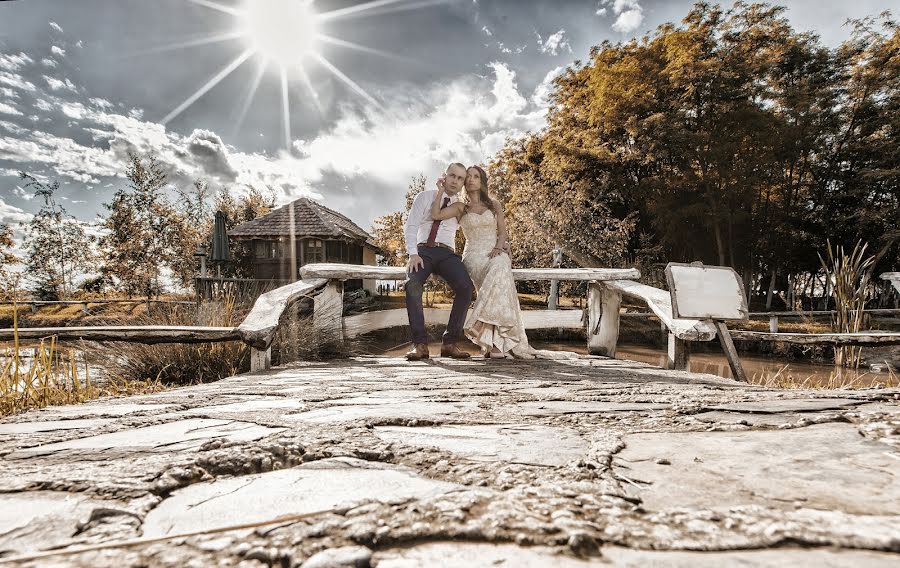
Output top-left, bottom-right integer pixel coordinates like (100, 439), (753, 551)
(187, 398), (307, 413)
(374, 543), (900, 567)
(374, 542), (596, 567)
(375, 424), (588, 466)
(601, 545), (900, 567)
(615, 422), (900, 515)
(0, 491), (126, 554)
(285, 401), (479, 423)
(708, 398), (865, 414)
(516, 401), (669, 416)
(0, 418), (115, 435)
(37, 402), (175, 417)
(8, 419), (284, 458)
(142, 458), (460, 537)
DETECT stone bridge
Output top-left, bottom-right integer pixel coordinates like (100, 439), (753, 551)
(1, 355), (898, 567)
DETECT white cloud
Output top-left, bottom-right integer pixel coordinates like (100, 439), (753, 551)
(600, 0), (645, 34)
(43, 76), (78, 92)
(50, 46), (66, 57)
(0, 120), (27, 135)
(41, 58), (58, 68)
(0, 71), (37, 92)
(0, 61), (555, 227)
(532, 65), (566, 109)
(34, 99), (54, 112)
(0, 103), (23, 117)
(0, 87), (18, 100)
(49, 22), (64, 34)
(537, 30), (572, 56)
(0, 53), (34, 72)
(0, 197), (33, 225)
(482, 26), (492, 36)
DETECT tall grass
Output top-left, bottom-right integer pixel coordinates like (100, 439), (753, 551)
(97, 294), (249, 386)
(0, 299), (164, 417)
(819, 240), (875, 367)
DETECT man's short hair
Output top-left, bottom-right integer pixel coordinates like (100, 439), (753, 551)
(447, 162), (466, 172)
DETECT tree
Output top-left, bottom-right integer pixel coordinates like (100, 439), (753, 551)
(371, 174), (427, 267)
(169, 180), (214, 289)
(99, 154), (179, 297)
(213, 185), (276, 278)
(19, 173), (95, 299)
(0, 223), (20, 298)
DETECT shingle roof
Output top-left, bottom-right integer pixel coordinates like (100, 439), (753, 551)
(228, 198), (376, 246)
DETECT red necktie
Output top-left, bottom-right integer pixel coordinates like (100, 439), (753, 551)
(426, 197), (451, 246)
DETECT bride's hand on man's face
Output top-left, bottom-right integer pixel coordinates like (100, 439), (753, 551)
(436, 173), (446, 193)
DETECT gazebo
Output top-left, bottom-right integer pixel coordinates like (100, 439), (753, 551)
(228, 197), (382, 293)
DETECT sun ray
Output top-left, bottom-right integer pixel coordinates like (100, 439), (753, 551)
(231, 58), (268, 139)
(312, 53), (383, 109)
(296, 63), (324, 115)
(315, 34), (414, 63)
(280, 66), (292, 150)
(186, 0), (244, 17)
(316, 0), (427, 22)
(162, 48), (256, 125)
(120, 31), (245, 59)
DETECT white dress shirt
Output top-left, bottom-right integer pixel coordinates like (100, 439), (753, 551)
(405, 189), (459, 255)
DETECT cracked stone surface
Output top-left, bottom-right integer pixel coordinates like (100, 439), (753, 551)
(0, 355), (898, 566)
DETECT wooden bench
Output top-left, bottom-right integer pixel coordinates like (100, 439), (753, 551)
(246, 262), (714, 373)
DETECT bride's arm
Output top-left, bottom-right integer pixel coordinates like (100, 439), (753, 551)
(489, 200), (510, 258)
(430, 177), (464, 220)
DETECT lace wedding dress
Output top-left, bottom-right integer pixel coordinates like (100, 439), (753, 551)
(460, 208), (576, 360)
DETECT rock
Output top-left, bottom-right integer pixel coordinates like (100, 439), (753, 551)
(301, 545), (372, 568)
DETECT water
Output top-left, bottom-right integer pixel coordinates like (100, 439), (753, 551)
(374, 340), (895, 389)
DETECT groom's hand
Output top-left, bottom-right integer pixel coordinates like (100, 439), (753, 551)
(407, 254), (424, 273)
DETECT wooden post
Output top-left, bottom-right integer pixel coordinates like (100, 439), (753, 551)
(30, 303), (36, 314)
(589, 283), (621, 356)
(714, 321), (747, 382)
(250, 346), (271, 372)
(314, 279), (344, 346)
(769, 315), (778, 333)
(666, 332), (689, 370)
(82, 302), (89, 315)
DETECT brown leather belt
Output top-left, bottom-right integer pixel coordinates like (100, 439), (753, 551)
(417, 242), (455, 253)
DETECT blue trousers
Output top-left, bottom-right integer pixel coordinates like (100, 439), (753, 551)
(405, 245), (474, 345)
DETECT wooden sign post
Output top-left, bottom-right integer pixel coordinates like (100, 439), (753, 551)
(665, 262), (749, 382)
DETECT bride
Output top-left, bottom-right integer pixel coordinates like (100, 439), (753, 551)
(430, 165), (573, 360)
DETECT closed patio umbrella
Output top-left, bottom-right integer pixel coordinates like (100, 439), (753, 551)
(210, 210), (231, 263)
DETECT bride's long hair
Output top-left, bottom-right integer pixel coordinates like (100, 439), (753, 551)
(463, 165), (496, 214)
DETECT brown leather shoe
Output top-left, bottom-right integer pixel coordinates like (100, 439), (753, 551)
(440, 343), (471, 359)
(405, 343), (430, 361)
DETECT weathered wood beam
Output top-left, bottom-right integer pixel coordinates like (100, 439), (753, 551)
(589, 283), (621, 356)
(236, 278), (328, 349)
(0, 326), (240, 343)
(300, 263), (640, 282)
(728, 331), (900, 345)
(314, 280), (344, 346)
(601, 280), (717, 342)
(714, 321), (747, 382)
(666, 333), (689, 371)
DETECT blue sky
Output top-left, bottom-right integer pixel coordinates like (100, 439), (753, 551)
(0, 0), (891, 246)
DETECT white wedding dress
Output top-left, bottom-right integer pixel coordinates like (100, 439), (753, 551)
(460, 208), (576, 360)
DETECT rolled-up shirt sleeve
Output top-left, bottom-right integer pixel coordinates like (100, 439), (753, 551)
(405, 191), (428, 256)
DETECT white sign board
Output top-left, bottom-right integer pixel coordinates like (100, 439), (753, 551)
(665, 263), (748, 321)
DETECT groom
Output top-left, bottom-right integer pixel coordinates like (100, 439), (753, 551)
(403, 162), (474, 361)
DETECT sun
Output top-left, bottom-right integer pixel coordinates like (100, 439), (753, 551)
(241, 0), (319, 66)
(159, 0), (434, 149)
